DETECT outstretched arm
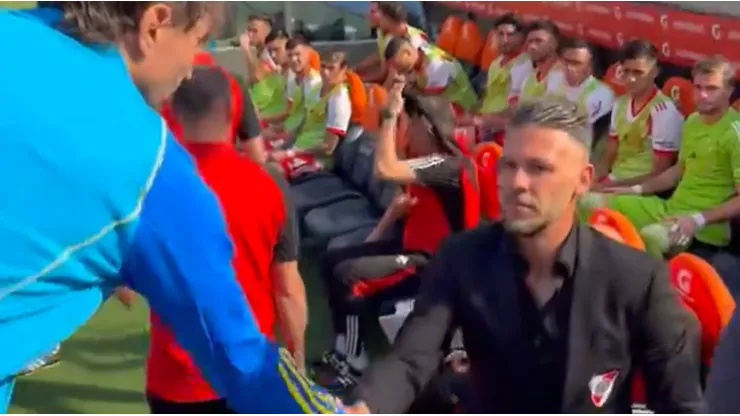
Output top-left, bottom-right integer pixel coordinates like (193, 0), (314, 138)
(121, 132), (340, 414)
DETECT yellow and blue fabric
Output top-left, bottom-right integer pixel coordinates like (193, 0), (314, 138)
(0, 8), (341, 414)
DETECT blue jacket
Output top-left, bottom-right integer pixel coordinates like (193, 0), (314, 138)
(0, 8), (339, 414)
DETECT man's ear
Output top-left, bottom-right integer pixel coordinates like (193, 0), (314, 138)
(577, 163), (595, 197)
(136, 3), (174, 57)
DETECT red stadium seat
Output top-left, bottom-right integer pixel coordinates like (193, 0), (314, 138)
(436, 15), (463, 55)
(602, 62), (627, 97)
(662, 77), (696, 116)
(631, 253), (734, 408)
(345, 70), (368, 125)
(454, 19), (483, 65)
(475, 142), (502, 220)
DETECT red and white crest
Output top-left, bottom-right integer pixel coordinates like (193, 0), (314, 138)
(589, 369), (620, 408)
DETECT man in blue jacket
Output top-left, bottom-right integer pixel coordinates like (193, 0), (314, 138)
(0, 3), (340, 413)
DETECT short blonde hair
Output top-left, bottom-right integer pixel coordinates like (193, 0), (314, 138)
(693, 55), (736, 88)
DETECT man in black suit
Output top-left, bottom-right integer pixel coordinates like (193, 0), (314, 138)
(343, 97), (705, 413)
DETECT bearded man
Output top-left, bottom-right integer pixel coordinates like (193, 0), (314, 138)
(341, 98), (704, 414)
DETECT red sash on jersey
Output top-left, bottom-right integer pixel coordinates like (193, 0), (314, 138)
(273, 150), (322, 180)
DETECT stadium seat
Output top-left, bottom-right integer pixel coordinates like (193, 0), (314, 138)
(303, 177), (397, 241)
(475, 142), (502, 220)
(346, 70), (368, 127)
(479, 29), (499, 71)
(662, 76), (696, 116)
(602, 62), (627, 97)
(436, 15), (463, 55)
(454, 19), (484, 77)
(308, 47), (321, 71)
(289, 135), (368, 215)
(362, 84), (389, 133)
(631, 253), (734, 409)
(588, 208), (646, 251)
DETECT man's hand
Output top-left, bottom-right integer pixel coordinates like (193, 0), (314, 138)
(601, 184), (643, 195)
(665, 215), (703, 248)
(386, 81), (405, 117)
(239, 31), (252, 53)
(388, 193), (417, 219)
(343, 401), (370, 414)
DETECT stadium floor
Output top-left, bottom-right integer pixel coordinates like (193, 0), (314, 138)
(9, 249), (333, 414)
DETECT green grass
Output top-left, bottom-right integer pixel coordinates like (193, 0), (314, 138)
(9, 250), (332, 413)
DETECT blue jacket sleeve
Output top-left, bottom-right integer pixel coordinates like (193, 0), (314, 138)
(121, 134), (340, 414)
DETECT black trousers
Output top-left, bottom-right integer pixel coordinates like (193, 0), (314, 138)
(146, 394), (234, 414)
(320, 239), (429, 357)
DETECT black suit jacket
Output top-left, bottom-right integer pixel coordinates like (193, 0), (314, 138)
(353, 223), (706, 413)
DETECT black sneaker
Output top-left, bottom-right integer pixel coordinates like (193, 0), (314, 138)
(323, 360), (362, 393)
(17, 345), (61, 377)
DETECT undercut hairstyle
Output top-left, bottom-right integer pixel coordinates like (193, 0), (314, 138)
(325, 51), (349, 68)
(495, 13), (524, 33)
(384, 36), (410, 61)
(265, 28), (289, 44)
(55, 2), (221, 44)
(377, 2), (408, 24)
(171, 66), (231, 123)
(286, 36), (309, 51)
(619, 39), (658, 64)
(511, 98), (592, 152)
(560, 37), (594, 61)
(526, 19), (560, 39)
(247, 13), (272, 27)
(693, 55), (737, 89)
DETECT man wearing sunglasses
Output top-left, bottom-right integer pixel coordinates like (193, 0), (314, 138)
(315, 86), (479, 392)
(593, 40), (682, 191)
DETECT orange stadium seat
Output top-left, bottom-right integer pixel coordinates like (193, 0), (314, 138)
(308, 47), (321, 71)
(362, 83), (388, 132)
(454, 19), (484, 65)
(479, 29), (500, 70)
(475, 142), (503, 220)
(602, 62), (627, 97)
(436, 15), (463, 55)
(669, 253), (735, 366)
(588, 208), (645, 251)
(662, 76), (696, 116)
(345, 70), (367, 125)
(631, 253), (734, 409)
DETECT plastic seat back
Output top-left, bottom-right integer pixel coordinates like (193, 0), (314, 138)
(436, 15), (463, 55)
(362, 83), (388, 132)
(662, 77), (696, 116)
(345, 70), (367, 125)
(603, 62), (627, 97)
(479, 29), (500, 70)
(349, 136), (377, 194)
(475, 142), (503, 220)
(669, 253), (735, 366)
(308, 47), (321, 71)
(588, 208), (646, 251)
(454, 19), (483, 65)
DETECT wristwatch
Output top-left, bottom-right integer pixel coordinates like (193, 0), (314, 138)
(379, 108), (397, 122)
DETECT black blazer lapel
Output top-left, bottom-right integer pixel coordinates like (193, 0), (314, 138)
(562, 225), (599, 412)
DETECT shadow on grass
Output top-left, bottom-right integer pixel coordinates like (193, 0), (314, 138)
(12, 378), (145, 414)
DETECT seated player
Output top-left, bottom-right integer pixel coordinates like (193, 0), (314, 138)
(270, 51), (354, 180)
(384, 36), (478, 117)
(546, 38), (614, 144)
(315, 88), (479, 391)
(262, 37), (322, 145)
(243, 27), (293, 122)
(582, 56), (740, 259)
(594, 40), (683, 190)
(361, 2), (429, 84)
(146, 67), (307, 413)
(471, 13), (531, 144)
(239, 15), (282, 117)
(518, 19), (562, 103)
